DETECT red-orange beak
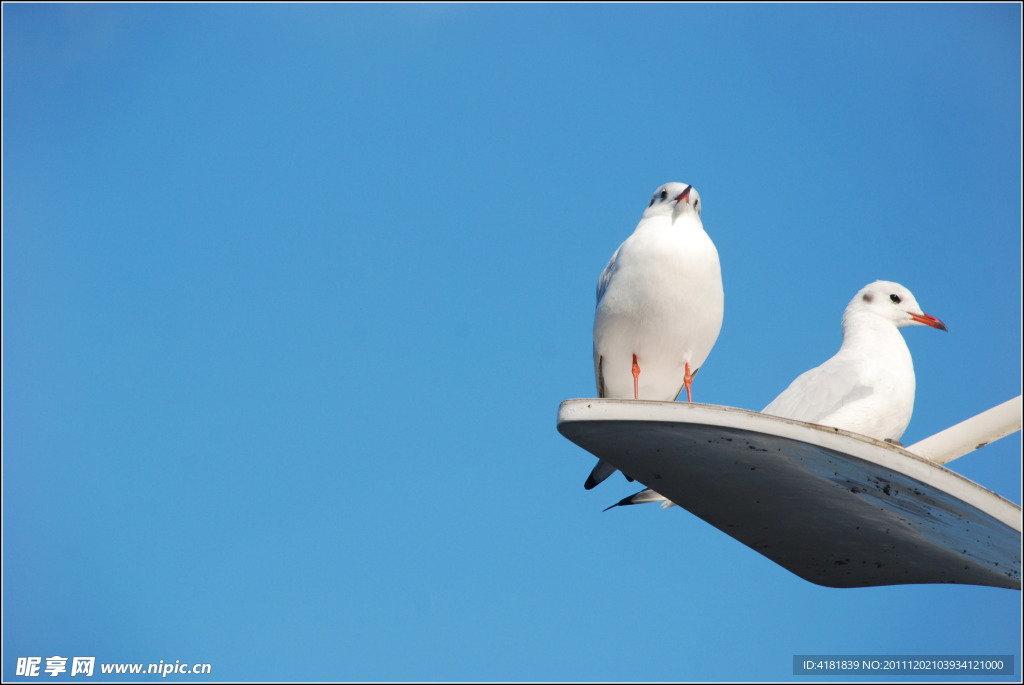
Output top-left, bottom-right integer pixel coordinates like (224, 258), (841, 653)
(909, 312), (948, 331)
(673, 185), (692, 205)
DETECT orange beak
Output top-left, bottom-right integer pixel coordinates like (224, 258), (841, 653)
(909, 312), (948, 331)
(673, 185), (692, 205)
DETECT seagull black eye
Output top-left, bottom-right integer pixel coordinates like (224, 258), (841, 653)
(659, 189), (668, 201)
(890, 294), (901, 304)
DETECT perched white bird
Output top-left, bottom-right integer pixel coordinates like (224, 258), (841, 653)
(607, 280), (947, 510)
(586, 182), (724, 490)
(762, 280), (947, 439)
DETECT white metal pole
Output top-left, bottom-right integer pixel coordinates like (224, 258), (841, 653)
(906, 395), (1023, 465)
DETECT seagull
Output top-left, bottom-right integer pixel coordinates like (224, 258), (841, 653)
(607, 280), (947, 510)
(761, 280), (947, 439)
(586, 182), (724, 490)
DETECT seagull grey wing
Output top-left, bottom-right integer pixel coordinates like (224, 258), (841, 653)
(762, 360), (873, 426)
(595, 244), (623, 304)
(588, 337), (622, 490)
(588, 247), (622, 490)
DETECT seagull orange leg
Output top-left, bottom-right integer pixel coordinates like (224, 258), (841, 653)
(683, 362), (693, 402)
(632, 354), (640, 400)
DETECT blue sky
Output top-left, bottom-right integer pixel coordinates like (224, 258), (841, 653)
(3, 3), (1021, 682)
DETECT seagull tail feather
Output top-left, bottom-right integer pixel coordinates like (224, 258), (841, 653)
(603, 487), (675, 511)
(584, 459), (618, 490)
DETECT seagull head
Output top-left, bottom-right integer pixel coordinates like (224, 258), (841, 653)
(846, 281), (948, 331)
(642, 182), (702, 223)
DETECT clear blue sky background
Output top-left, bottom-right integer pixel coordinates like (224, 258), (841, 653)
(3, 3), (1021, 682)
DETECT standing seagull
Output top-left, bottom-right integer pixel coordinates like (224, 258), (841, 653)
(607, 280), (947, 509)
(586, 182), (724, 490)
(761, 280), (947, 440)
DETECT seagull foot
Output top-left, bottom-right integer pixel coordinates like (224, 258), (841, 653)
(683, 361), (693, 402)
(632, 354), (640, 400)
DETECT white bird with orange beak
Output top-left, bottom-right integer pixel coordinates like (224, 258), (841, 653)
(586, 182), (724, 490)
(761, 280), (947, 440)
(607, 280), (947, 510)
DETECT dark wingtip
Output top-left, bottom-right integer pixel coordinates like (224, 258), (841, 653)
(584, 476), (598, 490)
(603, 494), (634, 512)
